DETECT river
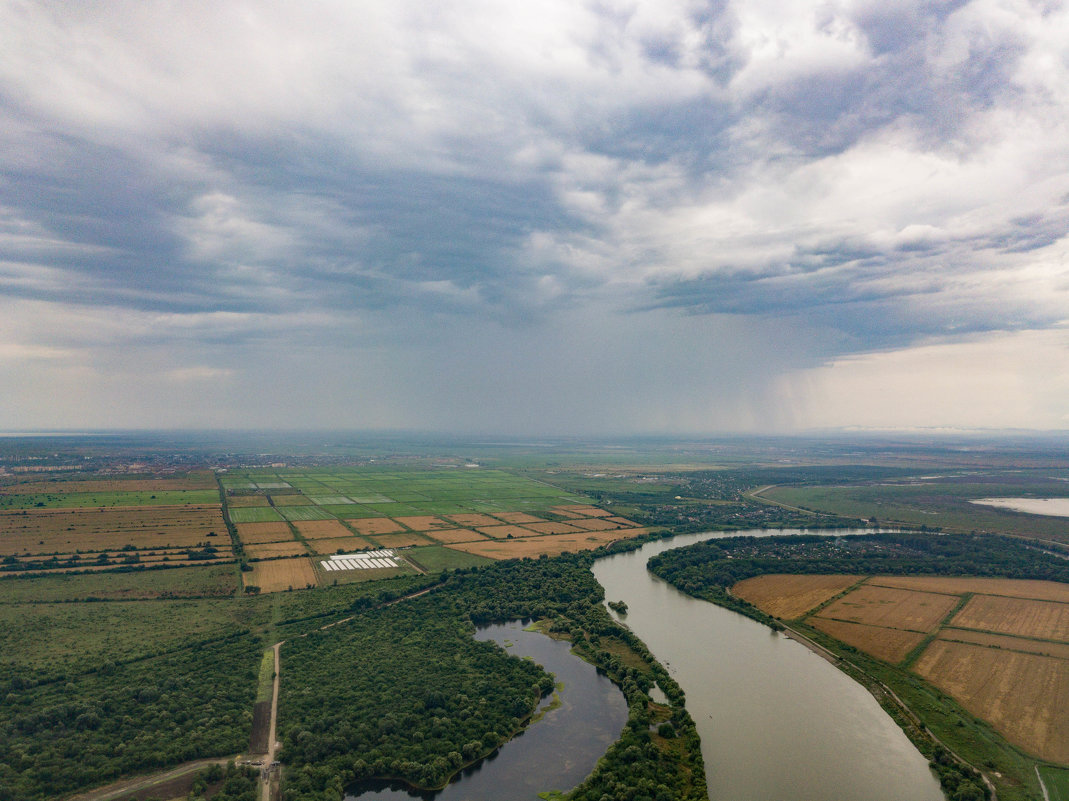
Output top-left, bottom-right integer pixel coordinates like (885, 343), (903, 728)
(592, 528), (945, 801)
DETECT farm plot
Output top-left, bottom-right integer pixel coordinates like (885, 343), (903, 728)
(0, 506), (226, 555)
(491, 512), (546, 525)
(520, 521), (582, 535)
(245, 557), (318, 593)
(869, 576), (1069, 604)
(293, 520), (354, 540)
(235, 522), (294, 544)
(815, 584), (959, 632)
(270, 494), (313, 506)
(394, 515), (456, 531)
(443, 513), (503, 528)
(569, 517), (626, 531)
(0, 489), (221, 510)
(950, 595), (1069, 641)
(0, 474), (217, 494)
(246, 541), (310, 559)
(936, 629), (1069, 661)
(374, 532), (435, 548)
(913, 640), (1069, 763)
(0, 563), (238, 601)
(809, 618), (926, 664)
(421, 528), (486, 544)
(228, 507), (284, 523)
(278, 506), (335, 522)
(446, 528), (642, 560)
(475, 525), (538, 539)
(307, 536), (373, 555)
(308, 495), (355, 505)
(732, 574), (862, 620)
(226, 494), (272, 507)
(349, 517), (405, 536)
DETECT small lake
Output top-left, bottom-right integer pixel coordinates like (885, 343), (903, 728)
(972, 497), (1069, 517)
(345, 620), (628, 801)
(592, 529), (945, 801)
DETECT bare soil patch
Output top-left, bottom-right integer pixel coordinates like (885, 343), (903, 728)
(816, 584), (959, 632)
(246, 541), (309, 559)
(293, 520), (353, 540)
(307, 536), (373, 554)
(938, 629), (1069, 660)
(393, 515), (455, 531)
(733, 574), (862, 620)
(235, 522), (294, 544)
(349, 517), (405, 536)
(250, 701), (271, 753)
(914, 639), (1069, 763)
(951, 595), (1069, 641)
(810, 617), (926, 664)
(245, 557), (318, 593)
(374, 532), (435, 548)
(422, 528), (486, 544)
(869, 576), (1069, 603)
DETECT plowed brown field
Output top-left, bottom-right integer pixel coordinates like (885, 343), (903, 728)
(732, 574), (862, 619)
(914, 640), (1069, 763)
(951, 595), (1069, 641)
(816, 585), (958, 632)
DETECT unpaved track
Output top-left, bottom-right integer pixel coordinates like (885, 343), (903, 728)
(64, 757), (231, 801)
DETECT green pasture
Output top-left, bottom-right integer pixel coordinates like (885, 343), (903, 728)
(0, 563), (239, 602)
(1039, 766), (1069, 801)
(279, 506), (335, 521)
(405, 545), (493, 573)
(229, 507), (285, 523)
(0, 489), (221, 510)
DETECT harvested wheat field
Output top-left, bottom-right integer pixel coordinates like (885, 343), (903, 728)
(447, 528), (642, 560)
(937, 629), (1069, 660)
(605, 516), (639, 527)
(733, 574), (862, 620)
(307, 536), (373, 554)
(810, 618), (926, 664)
(816, 584), (959, 632)
(913, 639), (1069, 763)
(246, 557), (318, 593)
(476, 525), (537, 539)
(443, 513), (502, 528)
(869, 576), (1069, 604)
(491, 512), (545, 525)
(555, 505), (612, 517)
(246, 541), (309, 558)
(293, 520), (353, 540)
(393, 515), (455, 531)
(422, 528), (486, 544)
(374, 532), (434, 548)
(348, 517), (405, 536)
(951, 595), (1069, 641)
(235, 522), (294, 544)
(521, 521), (582, 535)
(570, 517), (624, 531)
(0, 506), (225, 555)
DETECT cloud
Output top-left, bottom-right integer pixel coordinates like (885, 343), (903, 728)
(1, 0), (1067, 431)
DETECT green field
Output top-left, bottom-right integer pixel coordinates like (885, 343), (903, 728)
(0, 563), (239, 601)
(760, 473), (1069, 545)
(0, 489), (221, 509)
(278, 505), (335, 521)
(405, 545), (493, 572)
(1040, 766), (1069, 801)
(229, 506), (285, 523)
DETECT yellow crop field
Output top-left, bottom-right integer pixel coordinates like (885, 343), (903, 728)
(732, 574), (862, 619)
(235, 522), (295, 544)
(422, 528), (486, 544)
(951, 595), (1069, 641)
(306, 536), (373, 554)
(349, 518), (405, 536)
(447, 528), (643, 560)
(246, 541), (309, 558)
(245, 557), (318, 593)
(869, 576), (1069, 604)
(293, 520), (353, 540)
(810, 618), (925, 664)
(914, 640), (1069, 763)
(375, 532), (435, 548)
(937, 629), (1069, 660)
(816, 584), (959, 632)
(475, 525), (538, 539)
(393, 515), (456, 531)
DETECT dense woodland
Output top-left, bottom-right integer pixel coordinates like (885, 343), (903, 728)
(279, 552), (706, 801)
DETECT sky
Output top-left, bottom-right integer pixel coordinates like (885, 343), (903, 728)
(2, 0), (1068, 434)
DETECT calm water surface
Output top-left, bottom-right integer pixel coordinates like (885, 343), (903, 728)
(592, 528), (944, 801)
(345, 620), (628, 801)
(973, 497), (1069, 517)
